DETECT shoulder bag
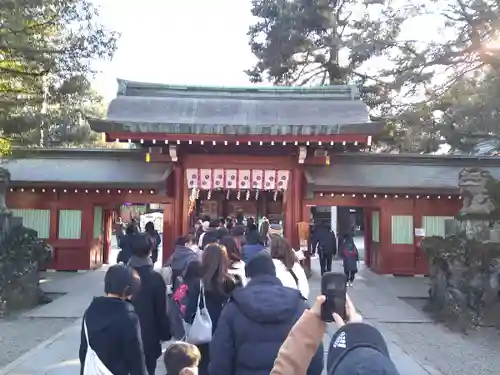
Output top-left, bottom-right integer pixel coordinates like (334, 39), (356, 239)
(185, 281), (213, 345)
(82, 320), (113, 375)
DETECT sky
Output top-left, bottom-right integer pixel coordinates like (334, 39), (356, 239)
(92, 0), (260, 100)
(92, 0), (445, 101)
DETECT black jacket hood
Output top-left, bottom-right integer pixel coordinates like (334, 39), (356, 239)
(231, 275), (303, 323)
(84, 296), (135, 333)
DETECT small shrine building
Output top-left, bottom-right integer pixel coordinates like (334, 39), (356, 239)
(4, 80), (500, 275)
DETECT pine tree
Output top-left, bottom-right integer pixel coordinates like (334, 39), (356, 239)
(0, 0), (118, 147)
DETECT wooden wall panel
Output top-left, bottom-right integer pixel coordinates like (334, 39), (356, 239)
(162, 203), (175, 263)
(413, 197), (461, 274)
(6, 190), (173, 270)
(380, 198), (415, 275)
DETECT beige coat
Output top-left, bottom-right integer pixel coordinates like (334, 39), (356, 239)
(271, 309), (326, 375)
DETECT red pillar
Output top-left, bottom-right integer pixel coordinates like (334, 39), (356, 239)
(291, 166), (303, 249)
(170, 164), (184, 248)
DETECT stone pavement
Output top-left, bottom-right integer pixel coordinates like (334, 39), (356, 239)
(2, 258), (498, 375)
(0, 268), (106, 375)
(350, 264), (500, 375)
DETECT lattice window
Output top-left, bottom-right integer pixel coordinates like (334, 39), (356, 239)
(372, 211), (380, 243)
(58, 210), (82, 239)
(422, 216), (454, 238)
(10, 209), (50, 239)
(391, 215), (413, 244)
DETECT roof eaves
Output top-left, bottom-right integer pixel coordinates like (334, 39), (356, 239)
(10, 147), (143, 160)
(331, 153), (500, 167)
(89, 120), (382, 136)
(308, 184), (459, 195)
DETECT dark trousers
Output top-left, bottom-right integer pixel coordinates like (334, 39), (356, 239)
(319, 253), (333, 275)
(345, 270), (356, 282)
(197, 343), (210, 375)
(145, 354), (158, 375)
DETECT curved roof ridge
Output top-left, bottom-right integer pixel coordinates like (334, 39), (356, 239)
(116, 79), (361, 100)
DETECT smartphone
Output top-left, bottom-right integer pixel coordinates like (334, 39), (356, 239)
(320, 272), (347, 322)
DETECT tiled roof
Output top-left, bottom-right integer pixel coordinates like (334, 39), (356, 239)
(4, 149), (171, 187)
(305, 153), (500, 193)
(89, 79), (381, 135)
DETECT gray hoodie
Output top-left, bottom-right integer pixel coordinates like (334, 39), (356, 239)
(168, 245), (199, 281)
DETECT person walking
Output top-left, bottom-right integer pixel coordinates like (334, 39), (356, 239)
(128, 234), (171, 375)
(116, 224), (136, 265)
(259, 216), (270, 245)
(79, 264), (147, 375)
(209, 252), (324, 375)
(163, 341), (201, 375)
(231, 224), (247, 248)
(144, 221), (161, 264)
(183, 244), (238, 375)
(166, 234), (200, 290)
(199, 220), (220, 249)
(312, 223), (337, 275)
(340, 234), (359, 287)
(219, 235), (247, 286)
(114, 218), (124, 248)
(269, 234), (310, 300)
(241, 229), (265, 263)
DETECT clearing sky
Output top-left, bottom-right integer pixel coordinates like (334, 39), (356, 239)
(93, 0), (259, 100)
(92, 0), (442, 101)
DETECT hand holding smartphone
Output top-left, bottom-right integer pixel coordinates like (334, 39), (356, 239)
(320, 272), (347, 322)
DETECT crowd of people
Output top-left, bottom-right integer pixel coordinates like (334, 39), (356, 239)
(115, 219), (162, 265)
(80, 215), (399, 375)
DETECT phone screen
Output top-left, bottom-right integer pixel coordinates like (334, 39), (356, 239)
(320, 272), (347, 322)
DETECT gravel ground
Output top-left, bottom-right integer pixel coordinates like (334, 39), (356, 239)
(378, 321), (500, 375)
(0, 317), (77, 368)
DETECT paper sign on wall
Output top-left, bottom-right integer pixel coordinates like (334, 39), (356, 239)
(415, 228), (426, 237)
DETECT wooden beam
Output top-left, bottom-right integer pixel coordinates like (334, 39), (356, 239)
(105, 132), (370, 144)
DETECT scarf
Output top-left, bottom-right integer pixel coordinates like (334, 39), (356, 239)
(128, 255), (153, 268)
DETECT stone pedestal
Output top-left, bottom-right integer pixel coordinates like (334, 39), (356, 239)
(422, 167), (500, 332)
(0, 167), (53, 314)
(423, 235), (500, 331)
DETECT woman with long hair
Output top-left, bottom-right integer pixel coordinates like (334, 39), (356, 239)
(144, 221), (161, 264)
(219, 235), (247, 286)
(340, 233), (359, 287)
(183, 244), (237, 375)
(269, 234), (310, 300)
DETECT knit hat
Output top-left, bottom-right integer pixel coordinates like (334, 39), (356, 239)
(245, 251), (276, 278)
(327, 323), (399, 375)
(268, 223), (283, 236)
(104, 264), (140, 297)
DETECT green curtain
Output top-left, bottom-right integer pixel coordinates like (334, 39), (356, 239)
(10, 209), (50, 239)
(423, 216), (454, 237)
(59, 210), (82, 239)
(93, 206), (104, 239)
(372, 211), (380, 243)
(391, 215), (413, 244)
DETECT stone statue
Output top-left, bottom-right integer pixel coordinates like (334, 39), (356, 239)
(422, 167), (500, 332)
(458, 167), (496, 216)
(0, 167), (53, 315)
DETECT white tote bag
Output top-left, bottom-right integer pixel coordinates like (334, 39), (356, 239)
(83, 320), (113, 375)
(185, 281), (213, 345)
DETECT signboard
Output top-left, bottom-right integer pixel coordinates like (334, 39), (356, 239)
(415, 228), (426, 237)
(186, 168), (290, 190)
